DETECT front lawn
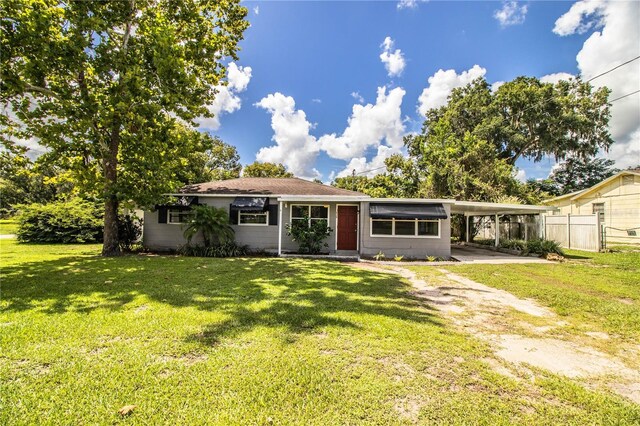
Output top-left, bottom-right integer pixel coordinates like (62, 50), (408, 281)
(1, 240), (638, 424)
(0, 219), (18, 235)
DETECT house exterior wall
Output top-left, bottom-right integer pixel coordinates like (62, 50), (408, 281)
(358, 201), (451, 259)
(546, 174), (640, 245)
(143, 197), (280, 251)
(143, 198), (454, 256)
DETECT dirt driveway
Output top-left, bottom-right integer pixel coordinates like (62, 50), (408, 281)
(348, 262), (640, 404)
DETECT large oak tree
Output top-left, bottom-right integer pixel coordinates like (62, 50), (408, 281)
(1, 0), (249, 255)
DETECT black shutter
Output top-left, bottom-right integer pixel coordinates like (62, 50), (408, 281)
(229, 205), (239, 225)
(158, 207), (168, 224)
(268, 204), (278, 226)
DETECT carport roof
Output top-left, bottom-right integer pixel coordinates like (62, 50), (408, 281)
(451, 201), (556, 216)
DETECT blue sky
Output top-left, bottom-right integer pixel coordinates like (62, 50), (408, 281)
(198, 1), (640, 182)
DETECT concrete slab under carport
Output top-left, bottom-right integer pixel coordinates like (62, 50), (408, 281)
(451, 245), (550, 264)
(451, 201), (556, 247)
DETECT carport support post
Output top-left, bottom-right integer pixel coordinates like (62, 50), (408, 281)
(494, 214), (499, 247)
(465, 215), (470, 243)
(278, 200), (283, 256)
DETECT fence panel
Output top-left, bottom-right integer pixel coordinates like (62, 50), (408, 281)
(544, 214), (601, 251)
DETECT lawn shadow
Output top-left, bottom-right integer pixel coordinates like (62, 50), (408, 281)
(1, 254), (442, 341)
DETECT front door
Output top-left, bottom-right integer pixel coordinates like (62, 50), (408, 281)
(337, 205), (358, 250)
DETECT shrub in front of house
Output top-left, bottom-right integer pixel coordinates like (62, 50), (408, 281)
(178, 241), (249, 257)
(16, 198), (104, 243)
(118, 214), (143, 252)
(286, 215), (333, 254)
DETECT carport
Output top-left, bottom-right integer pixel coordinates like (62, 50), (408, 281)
(451, 201), (556, 247)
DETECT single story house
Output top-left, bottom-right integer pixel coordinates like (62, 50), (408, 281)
(543, 169), (640, 245)
(144, 177), (452, 258)
(143, 177), (552, 258)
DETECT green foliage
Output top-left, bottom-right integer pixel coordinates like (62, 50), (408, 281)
(495, 238), (564, 256)
(117, 214), (142, 252)
(499, 239), (527, 251)
(0, 147), (74, 217)
(178, 241), (249, 258)
(525, 239), (564, 256)
(180, 134), (242, 183)
(1, 0), (249, 255)
(426, 255), (437, 262)
(393, 254), (404, 262)
(363, 75), (613, 203)
(16, 198), (103, 243)
(285, 215), (333, 254)
(243, 162), (294, 178)
(373, 251), (386, 261)
(551, 157), (618, 195)
(182, 205), (235, 248)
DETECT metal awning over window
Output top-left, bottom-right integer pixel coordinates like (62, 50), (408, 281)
(155, 196), (198, 210)
(230, 196), (269, 212)
(369, 203), (447, 220)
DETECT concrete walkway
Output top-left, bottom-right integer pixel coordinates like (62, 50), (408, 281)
(451, 245), (549, 264)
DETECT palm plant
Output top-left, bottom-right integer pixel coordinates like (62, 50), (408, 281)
(182, 205), (235, 247)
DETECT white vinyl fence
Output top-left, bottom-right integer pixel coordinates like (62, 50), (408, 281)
(544, 214), (601, 252)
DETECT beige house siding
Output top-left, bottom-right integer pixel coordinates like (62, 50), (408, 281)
(545, 173), (640, 245)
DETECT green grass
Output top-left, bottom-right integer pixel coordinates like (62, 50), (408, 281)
(1, 239), (638, 424)
(417, 249), (640, 343)
(0, 219), (18, 235)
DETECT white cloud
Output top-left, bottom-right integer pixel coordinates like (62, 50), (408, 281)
(540, 72), (574, 84)
(491, 80), (506, 93)
(351, 91), (365, 104)
(379, 37), (406, 77)
(311, 98), (322, 104)
(254, 93), (320, 179)
(336, 145), (397, 178)
(494, 1), (528, 27)
(554, 0), (640, 168)
(196, 62), (252, 130)
(397, 0), (427, 10)
(553, 0), (605, 36)
(515, 169), (527, 182)
(319, 86), (406, 161)
(253, 6), (259, 15)
(417, 65), (486, 116)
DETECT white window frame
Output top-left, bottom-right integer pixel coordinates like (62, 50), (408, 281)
(238, 210), (269, 226)
(370, 218), (441, 238)
(290, 204), (330, 228)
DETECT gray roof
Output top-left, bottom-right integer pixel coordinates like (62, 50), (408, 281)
(179, 177), (367, 197)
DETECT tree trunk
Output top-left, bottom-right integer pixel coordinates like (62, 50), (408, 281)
(102, 195), (120, 256)
(101, 120), (122, 256)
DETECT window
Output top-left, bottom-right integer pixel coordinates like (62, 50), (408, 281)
(168, 209), (192, 224)
(592, 203), (605, 221)
(370, 218), (440, 238)
(239, 211), (268, 226)
(291, 205), (329, 227)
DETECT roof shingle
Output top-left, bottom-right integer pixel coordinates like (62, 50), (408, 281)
(179, 177), (367, 197)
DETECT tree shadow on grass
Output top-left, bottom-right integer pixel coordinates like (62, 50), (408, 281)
(1, 253), (442, 341)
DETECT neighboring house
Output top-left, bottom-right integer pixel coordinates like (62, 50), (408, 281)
(143, 177), (552, 258)
(543, 169), (640, 245)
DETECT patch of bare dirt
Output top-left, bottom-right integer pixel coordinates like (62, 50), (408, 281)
(393, 396), (423, 423)
(157, 353), (208, 365)
(347, 262), (640, 404)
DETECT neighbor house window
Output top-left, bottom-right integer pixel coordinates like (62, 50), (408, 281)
(592, 203), (605, 222)
(370, 218), (440, 238)
(239, 211), (268, 226)
(291, 205), (329, 227)
(168, 209), (192, 224)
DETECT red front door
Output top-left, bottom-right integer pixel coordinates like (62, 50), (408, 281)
(337, 205), (358, 250)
